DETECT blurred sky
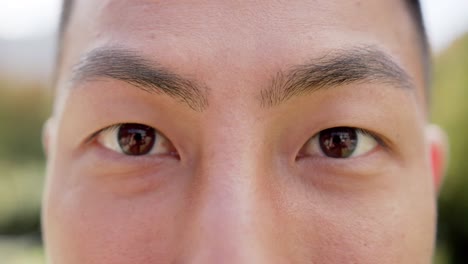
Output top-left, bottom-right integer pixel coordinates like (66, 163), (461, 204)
(0, 0), (467, 54)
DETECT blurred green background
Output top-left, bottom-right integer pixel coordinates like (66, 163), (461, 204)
(432, 34), (468, 264)
(0, 34), (467, 263)
(0, 84), (49, 263)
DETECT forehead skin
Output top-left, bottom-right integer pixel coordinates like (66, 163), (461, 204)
(44, 0), (434, 263)
(56, 0), (427, 108)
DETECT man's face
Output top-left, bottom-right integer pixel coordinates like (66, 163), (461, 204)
(43, 0), (443, 263)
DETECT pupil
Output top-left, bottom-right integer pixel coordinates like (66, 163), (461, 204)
(117, 124), (156, 155)
(319, 127), (357, 158)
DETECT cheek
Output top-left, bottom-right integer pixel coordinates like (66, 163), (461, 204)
(43, 165), (182, 264)
(281, 169), (435, 263)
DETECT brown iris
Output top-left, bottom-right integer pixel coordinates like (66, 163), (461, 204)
(319, 127), (358, 158)
(117, 124), (156, 156)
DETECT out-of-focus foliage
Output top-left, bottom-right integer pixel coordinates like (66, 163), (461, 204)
(0, 83), (51, 263)
(432, 33), (468, 264)
(0, 85), (51, 161)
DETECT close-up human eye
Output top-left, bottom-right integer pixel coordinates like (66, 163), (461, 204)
(95, 123), (177, 157)
(300, 127), (379, 159)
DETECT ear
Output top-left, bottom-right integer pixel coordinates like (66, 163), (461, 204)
(42, 118), (56, 159)
(425, 124), (449, 192)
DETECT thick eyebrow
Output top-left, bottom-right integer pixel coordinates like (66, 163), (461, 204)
(70, 47), (209, 111)
(260, 46), (414, 107)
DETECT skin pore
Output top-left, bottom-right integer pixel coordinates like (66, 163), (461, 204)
(43, 0), (447, 263)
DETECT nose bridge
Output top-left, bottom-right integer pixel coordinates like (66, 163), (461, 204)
(180, 118), (277, 263)
(187, 163), (264, 263)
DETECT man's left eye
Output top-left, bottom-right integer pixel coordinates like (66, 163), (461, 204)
(300, 127), (378, 159)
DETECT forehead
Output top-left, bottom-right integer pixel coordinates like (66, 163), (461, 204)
(60, 0), (425, 103)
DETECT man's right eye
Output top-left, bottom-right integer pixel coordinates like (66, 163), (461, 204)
(96, 123), (177, 156)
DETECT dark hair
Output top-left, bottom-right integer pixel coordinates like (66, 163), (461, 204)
(407, 0), (429, 46)
(59, 0), (74, 39)
(54, 0), (74, 83)
(57, 0), (430, 82)
(405, 0), (431, 87)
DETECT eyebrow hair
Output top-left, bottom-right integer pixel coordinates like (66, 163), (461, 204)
(70, 47), (209, 111)
(260, 46), (414, 107)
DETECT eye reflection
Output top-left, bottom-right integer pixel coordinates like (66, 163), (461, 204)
(118, 124), (157, 156)
(319, 127), (357, 158)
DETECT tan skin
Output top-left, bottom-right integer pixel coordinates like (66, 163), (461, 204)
(43, 0), (448, 263)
